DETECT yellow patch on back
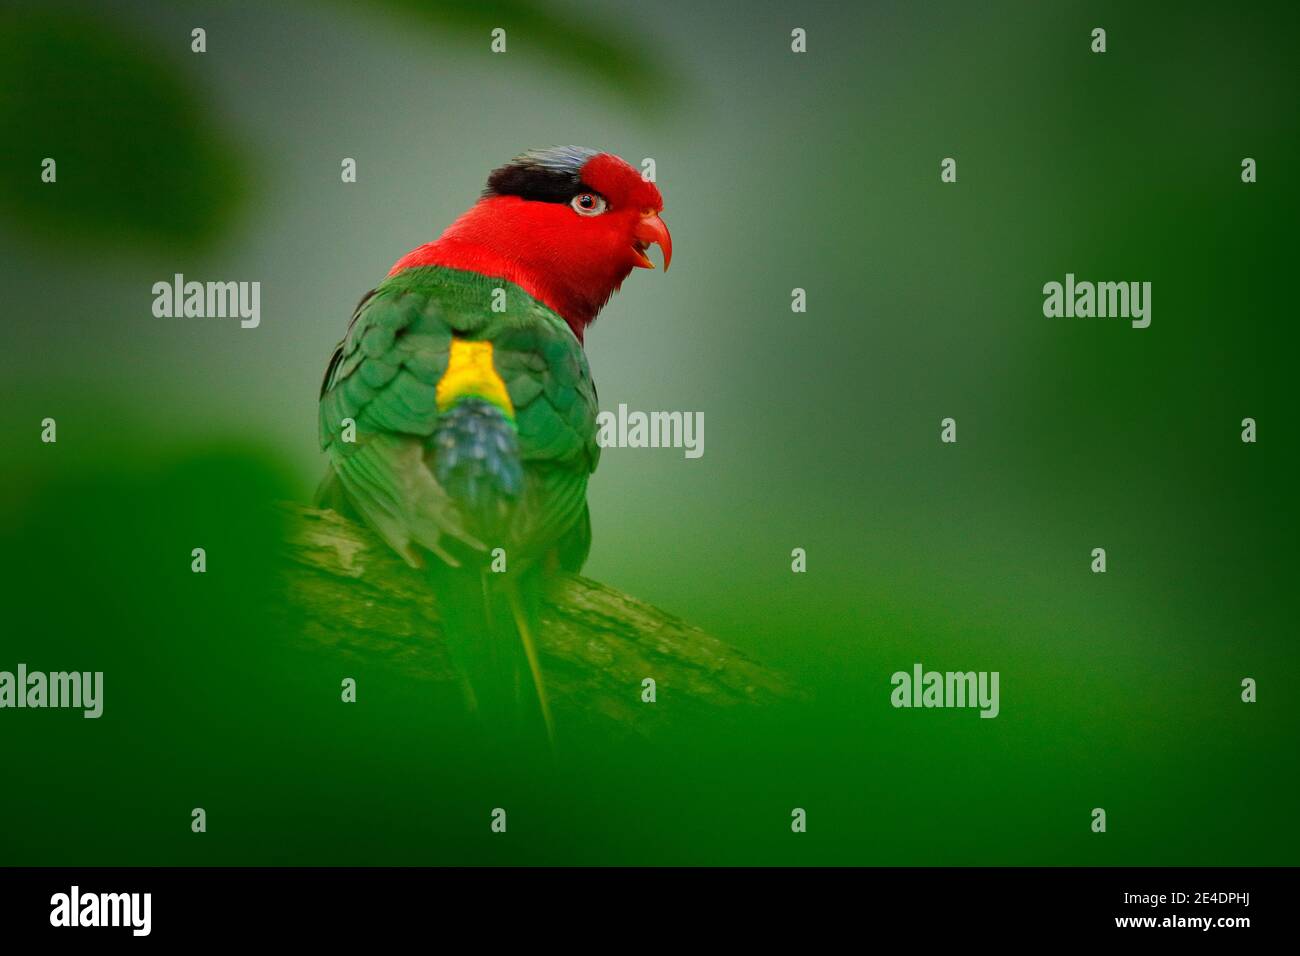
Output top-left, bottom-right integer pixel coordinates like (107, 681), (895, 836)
(436, 339), (515, 418)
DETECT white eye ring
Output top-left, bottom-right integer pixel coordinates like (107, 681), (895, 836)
(571, 192), (607, 216)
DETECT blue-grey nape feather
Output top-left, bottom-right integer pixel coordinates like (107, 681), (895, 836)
(513, 145), (598, 174)
(433, 399), (524, 519)
(484, 146), (601, 203)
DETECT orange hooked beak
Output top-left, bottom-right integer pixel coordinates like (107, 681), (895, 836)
(631, 211), (672, 271)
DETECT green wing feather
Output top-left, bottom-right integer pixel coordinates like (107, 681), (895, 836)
(319, 266), (599, 570)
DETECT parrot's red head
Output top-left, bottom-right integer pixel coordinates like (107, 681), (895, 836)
(390, 146), (671, 342)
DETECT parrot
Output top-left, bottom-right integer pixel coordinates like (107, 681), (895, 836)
(316, 146), (671, 747)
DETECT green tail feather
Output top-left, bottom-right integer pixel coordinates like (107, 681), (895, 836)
(433, 563), (553, 749)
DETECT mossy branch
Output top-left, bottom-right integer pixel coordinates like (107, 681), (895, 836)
(272, 503), (791, 735)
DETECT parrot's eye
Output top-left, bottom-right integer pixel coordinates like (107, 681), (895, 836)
(571, 192), (607, 216)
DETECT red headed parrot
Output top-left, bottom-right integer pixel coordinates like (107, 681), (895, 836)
(317, 146), (671, 744)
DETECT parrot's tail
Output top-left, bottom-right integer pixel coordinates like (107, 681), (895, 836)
(432, 397), (523, 542)
(432, 562), (554, 750)
(428, 389), (553, 747)
(503, 575), (554, 747)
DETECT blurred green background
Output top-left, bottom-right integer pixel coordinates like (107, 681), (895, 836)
(1, 0), (1296, 865)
